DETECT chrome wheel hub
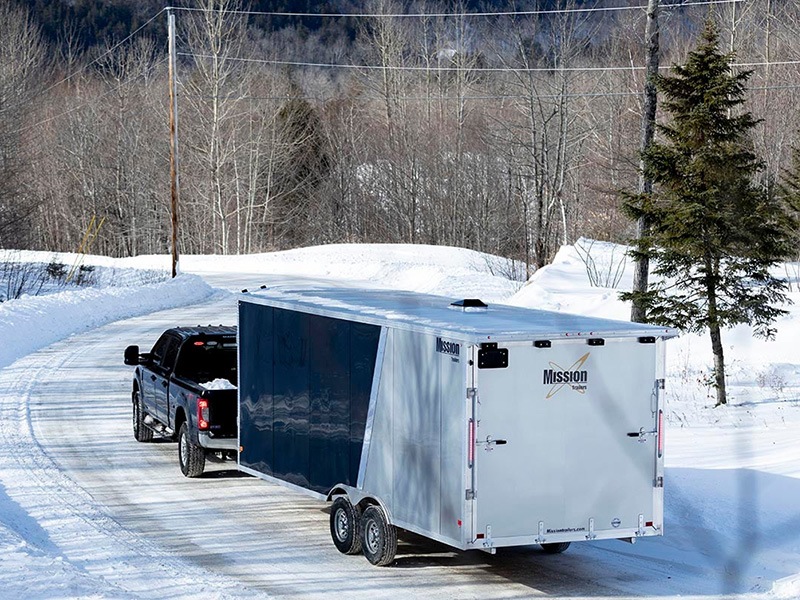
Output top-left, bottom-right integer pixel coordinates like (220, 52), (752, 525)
(366, 520), (380, 553)
(335, 509), (348, 541)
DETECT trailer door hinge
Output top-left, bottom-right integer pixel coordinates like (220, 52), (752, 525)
(466, 489), (475, 500)
(467, 387), (477, 399)
(654, 476), (664, 488)
(657, 378), (665, 390)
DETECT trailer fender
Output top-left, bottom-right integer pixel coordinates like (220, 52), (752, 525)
(326, 484), (394, 526)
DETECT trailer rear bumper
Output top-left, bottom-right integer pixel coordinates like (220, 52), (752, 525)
(463, 526), (663, 551)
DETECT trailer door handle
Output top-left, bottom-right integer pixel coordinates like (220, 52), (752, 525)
(627, 428), (656, 443)
(476, 436), (507, 450)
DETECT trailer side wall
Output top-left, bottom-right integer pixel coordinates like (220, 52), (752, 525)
(239, 302), (381, 494)
(362, 329), (466, 544)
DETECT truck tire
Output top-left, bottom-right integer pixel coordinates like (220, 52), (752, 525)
(541, 542), (571, 554)
(360, 505), (397, 566)
(330, 497), (362, 555)
(178, 422), (205, 477)
(132, 390), (153, 442)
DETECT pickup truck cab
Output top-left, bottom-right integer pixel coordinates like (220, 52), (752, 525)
(124, 326), (238, 477)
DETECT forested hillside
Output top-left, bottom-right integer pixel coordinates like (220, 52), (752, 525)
(1, 0), (797, 269)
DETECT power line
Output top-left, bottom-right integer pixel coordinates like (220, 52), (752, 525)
(169, 0), (742, 19)
(35, 8), (166, 100)
(183, 83), (800, 104)
(15, 56), (169, 138)
(178, 51), (800, 74)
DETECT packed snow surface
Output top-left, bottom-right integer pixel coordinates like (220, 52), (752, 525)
(0, 242), (798, 599)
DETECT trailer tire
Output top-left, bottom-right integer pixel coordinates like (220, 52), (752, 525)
(330, 497), (362, 555)
(360, 505), (397, 566)
(541, 542), (571, 554)
(132, 390), (153, 442)
(178, 422), (205, 477)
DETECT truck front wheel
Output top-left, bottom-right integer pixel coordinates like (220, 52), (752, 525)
(132, 390), (153, 442)
(178, 422), (205, 477)
(360, 505), (397, 566)
(330, 497), (362, 555)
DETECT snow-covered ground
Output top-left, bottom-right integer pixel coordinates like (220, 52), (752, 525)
(0, 242), (798, 599)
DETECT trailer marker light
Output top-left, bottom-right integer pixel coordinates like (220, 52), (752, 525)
(198, 398), (210, 430)
(476, 533), (485, 539)
(657, 409), (664, 458)
(193, 340), (205, 346)
(468, 419), (475, 466)
(457, 520), (462, 527)
(646, 521), (653, 527)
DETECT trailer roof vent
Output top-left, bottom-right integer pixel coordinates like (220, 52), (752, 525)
(449, 298), (488, 312)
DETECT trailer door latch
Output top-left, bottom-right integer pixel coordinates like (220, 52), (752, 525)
(476, 436), (507, 451)
(627, 427), (656, 443)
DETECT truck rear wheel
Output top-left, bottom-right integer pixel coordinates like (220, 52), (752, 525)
(178, 422), (205, 477)
(132, 390), (153, 442)
(541, 542), (571, 554)
(330, 497), (362, 555)
(360, 505), (397, 566)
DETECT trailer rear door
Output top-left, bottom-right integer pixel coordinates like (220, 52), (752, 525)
(473, 339), (660, 544)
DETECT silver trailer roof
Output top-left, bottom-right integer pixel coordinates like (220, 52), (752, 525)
(240, 284), (678, 343)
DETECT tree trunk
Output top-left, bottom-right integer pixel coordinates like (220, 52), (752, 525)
(631, 0), (660, 323)
(706, 255), (727, 406)
(709, 322), (727, 406)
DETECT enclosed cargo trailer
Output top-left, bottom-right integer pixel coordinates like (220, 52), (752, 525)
(237, 285), (677, 566)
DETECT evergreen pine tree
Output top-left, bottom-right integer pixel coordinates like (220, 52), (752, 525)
(621, 22), (798, 407)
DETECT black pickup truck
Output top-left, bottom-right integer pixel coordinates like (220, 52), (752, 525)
(124, 326), (238, 477)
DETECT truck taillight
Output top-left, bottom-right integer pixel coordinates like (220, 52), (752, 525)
(198, 398), (209, 431)
(657, 409), (664, 458)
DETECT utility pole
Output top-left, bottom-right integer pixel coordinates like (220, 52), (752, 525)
(167, 8), (180, 278)
(631, 0), (659, 323)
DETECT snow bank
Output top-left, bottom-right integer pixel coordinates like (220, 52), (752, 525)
(0, 274), (217, 369)
(126, 244), (524, 303)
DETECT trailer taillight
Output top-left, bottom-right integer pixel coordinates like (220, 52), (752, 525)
(198, 398), (209, 431)
(657, 409), (664, 458)
(468, 418), (475, 467)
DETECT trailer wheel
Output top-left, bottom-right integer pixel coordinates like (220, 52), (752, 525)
(360, 505), (397, 566)
(330, 497), (362, 555)
(541, 542), (571, 554)
(132, 390), (153, 442)
(178, 422), (205, 477)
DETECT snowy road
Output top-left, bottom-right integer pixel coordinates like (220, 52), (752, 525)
(0, 262), (798, 598)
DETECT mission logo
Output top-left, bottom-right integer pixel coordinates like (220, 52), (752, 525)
(436, 337), (461, 356)
(543, 352), (590, 398)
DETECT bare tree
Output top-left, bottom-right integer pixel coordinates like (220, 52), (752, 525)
(181, 0), (248, 254)
(0, 1), (47, 247)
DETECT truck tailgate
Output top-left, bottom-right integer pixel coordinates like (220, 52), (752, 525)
(202, 389), (238, 438)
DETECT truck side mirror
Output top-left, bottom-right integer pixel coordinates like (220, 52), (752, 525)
(124, 345), (140, 366)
